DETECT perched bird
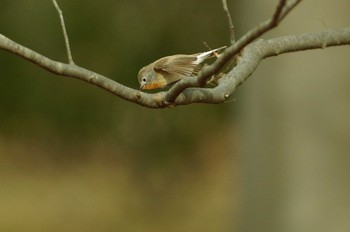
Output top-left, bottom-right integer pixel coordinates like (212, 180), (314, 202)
(138, 46), (226, 90)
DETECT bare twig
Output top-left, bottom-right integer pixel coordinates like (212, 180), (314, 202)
(231, 0), (302, 53)
(222, 0), (235, 44)
(165, 0), (303, 103)
(52, 0), (74, 64)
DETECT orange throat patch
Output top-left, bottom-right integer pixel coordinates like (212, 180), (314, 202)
(141, 79), (167, 90)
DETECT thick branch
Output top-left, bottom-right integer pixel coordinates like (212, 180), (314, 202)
(0, 34), (162, 108)
(1, 28), (349, 108)
(215, 28), (350, 101)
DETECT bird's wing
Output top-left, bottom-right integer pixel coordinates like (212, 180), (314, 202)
(153, 55), (201, 76)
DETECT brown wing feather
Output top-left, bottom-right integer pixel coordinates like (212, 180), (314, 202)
(153, 55), (201, 76)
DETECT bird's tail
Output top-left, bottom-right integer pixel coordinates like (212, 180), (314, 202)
(195, 46), (227, 64)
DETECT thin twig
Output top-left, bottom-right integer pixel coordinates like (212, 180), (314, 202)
(222, 0), (235, 44)
(52, 0), (74, 64)
(233, 0), (301, 49)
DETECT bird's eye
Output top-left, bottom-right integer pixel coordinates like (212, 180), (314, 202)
(142, 77), (147, 83)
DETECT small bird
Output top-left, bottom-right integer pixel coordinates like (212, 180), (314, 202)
(138, 46), (226, 90)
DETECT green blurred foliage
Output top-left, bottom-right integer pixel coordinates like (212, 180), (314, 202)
(2, 0), (349, 231)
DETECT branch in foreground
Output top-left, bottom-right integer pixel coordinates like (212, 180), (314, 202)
(164, 0), (302, 103)
(1, 28), (349, 108)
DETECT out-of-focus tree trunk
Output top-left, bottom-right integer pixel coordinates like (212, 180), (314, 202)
(235, 1), (350, 231)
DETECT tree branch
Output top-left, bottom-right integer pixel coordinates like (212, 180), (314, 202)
(1, 28), (349, 108)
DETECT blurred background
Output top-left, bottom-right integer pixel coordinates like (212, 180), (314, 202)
(0, 0), (349, 231)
